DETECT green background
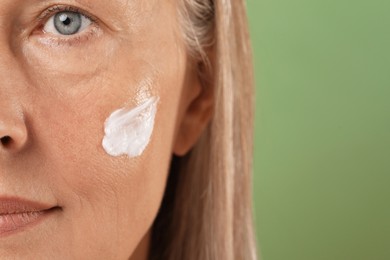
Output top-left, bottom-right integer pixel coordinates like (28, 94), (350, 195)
(247, 0), (390, 259)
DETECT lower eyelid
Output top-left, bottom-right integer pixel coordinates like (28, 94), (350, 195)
(34, 25), (102, 47)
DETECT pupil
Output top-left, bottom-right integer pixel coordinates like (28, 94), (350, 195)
(59, 14), (71, 26)
(63, 18), (71, 25)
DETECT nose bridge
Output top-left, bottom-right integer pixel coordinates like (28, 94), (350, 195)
(0, 36), (23, 83)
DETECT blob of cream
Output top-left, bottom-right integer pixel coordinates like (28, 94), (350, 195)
(102, 96), (159, 157)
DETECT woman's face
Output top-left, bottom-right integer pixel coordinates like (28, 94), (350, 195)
(0, 0), (208, 259)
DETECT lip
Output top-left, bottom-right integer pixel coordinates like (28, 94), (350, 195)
(0, 197), (60, 237)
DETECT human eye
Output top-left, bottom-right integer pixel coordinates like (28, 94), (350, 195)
(36, 5), (101, 45)
(44, 10), (91, 36)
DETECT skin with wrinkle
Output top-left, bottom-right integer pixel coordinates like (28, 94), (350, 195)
(0, 0), (200, 259)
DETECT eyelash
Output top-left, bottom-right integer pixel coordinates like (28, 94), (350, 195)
(36, 5), (100, 46)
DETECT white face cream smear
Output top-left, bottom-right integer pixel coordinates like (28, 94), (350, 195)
(102, 96), (159, 158)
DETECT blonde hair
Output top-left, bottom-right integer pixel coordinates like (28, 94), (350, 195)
(150, 0), (257, 259)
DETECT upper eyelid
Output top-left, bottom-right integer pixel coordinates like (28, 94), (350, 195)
(37, 4), (99, 24)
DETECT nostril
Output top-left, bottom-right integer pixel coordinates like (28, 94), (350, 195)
(1, 136), (12, 146)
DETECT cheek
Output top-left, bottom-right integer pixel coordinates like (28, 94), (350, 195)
(25, 56), (182, 255)
(19, 11), (186, 254)
(30, 89), (175, 256)
(22, 34), (181, 204)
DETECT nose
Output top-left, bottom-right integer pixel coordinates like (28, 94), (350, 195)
(0, 12), (30, 154)
(0, 28), (29, 153)
(0, 105), (28, 152)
